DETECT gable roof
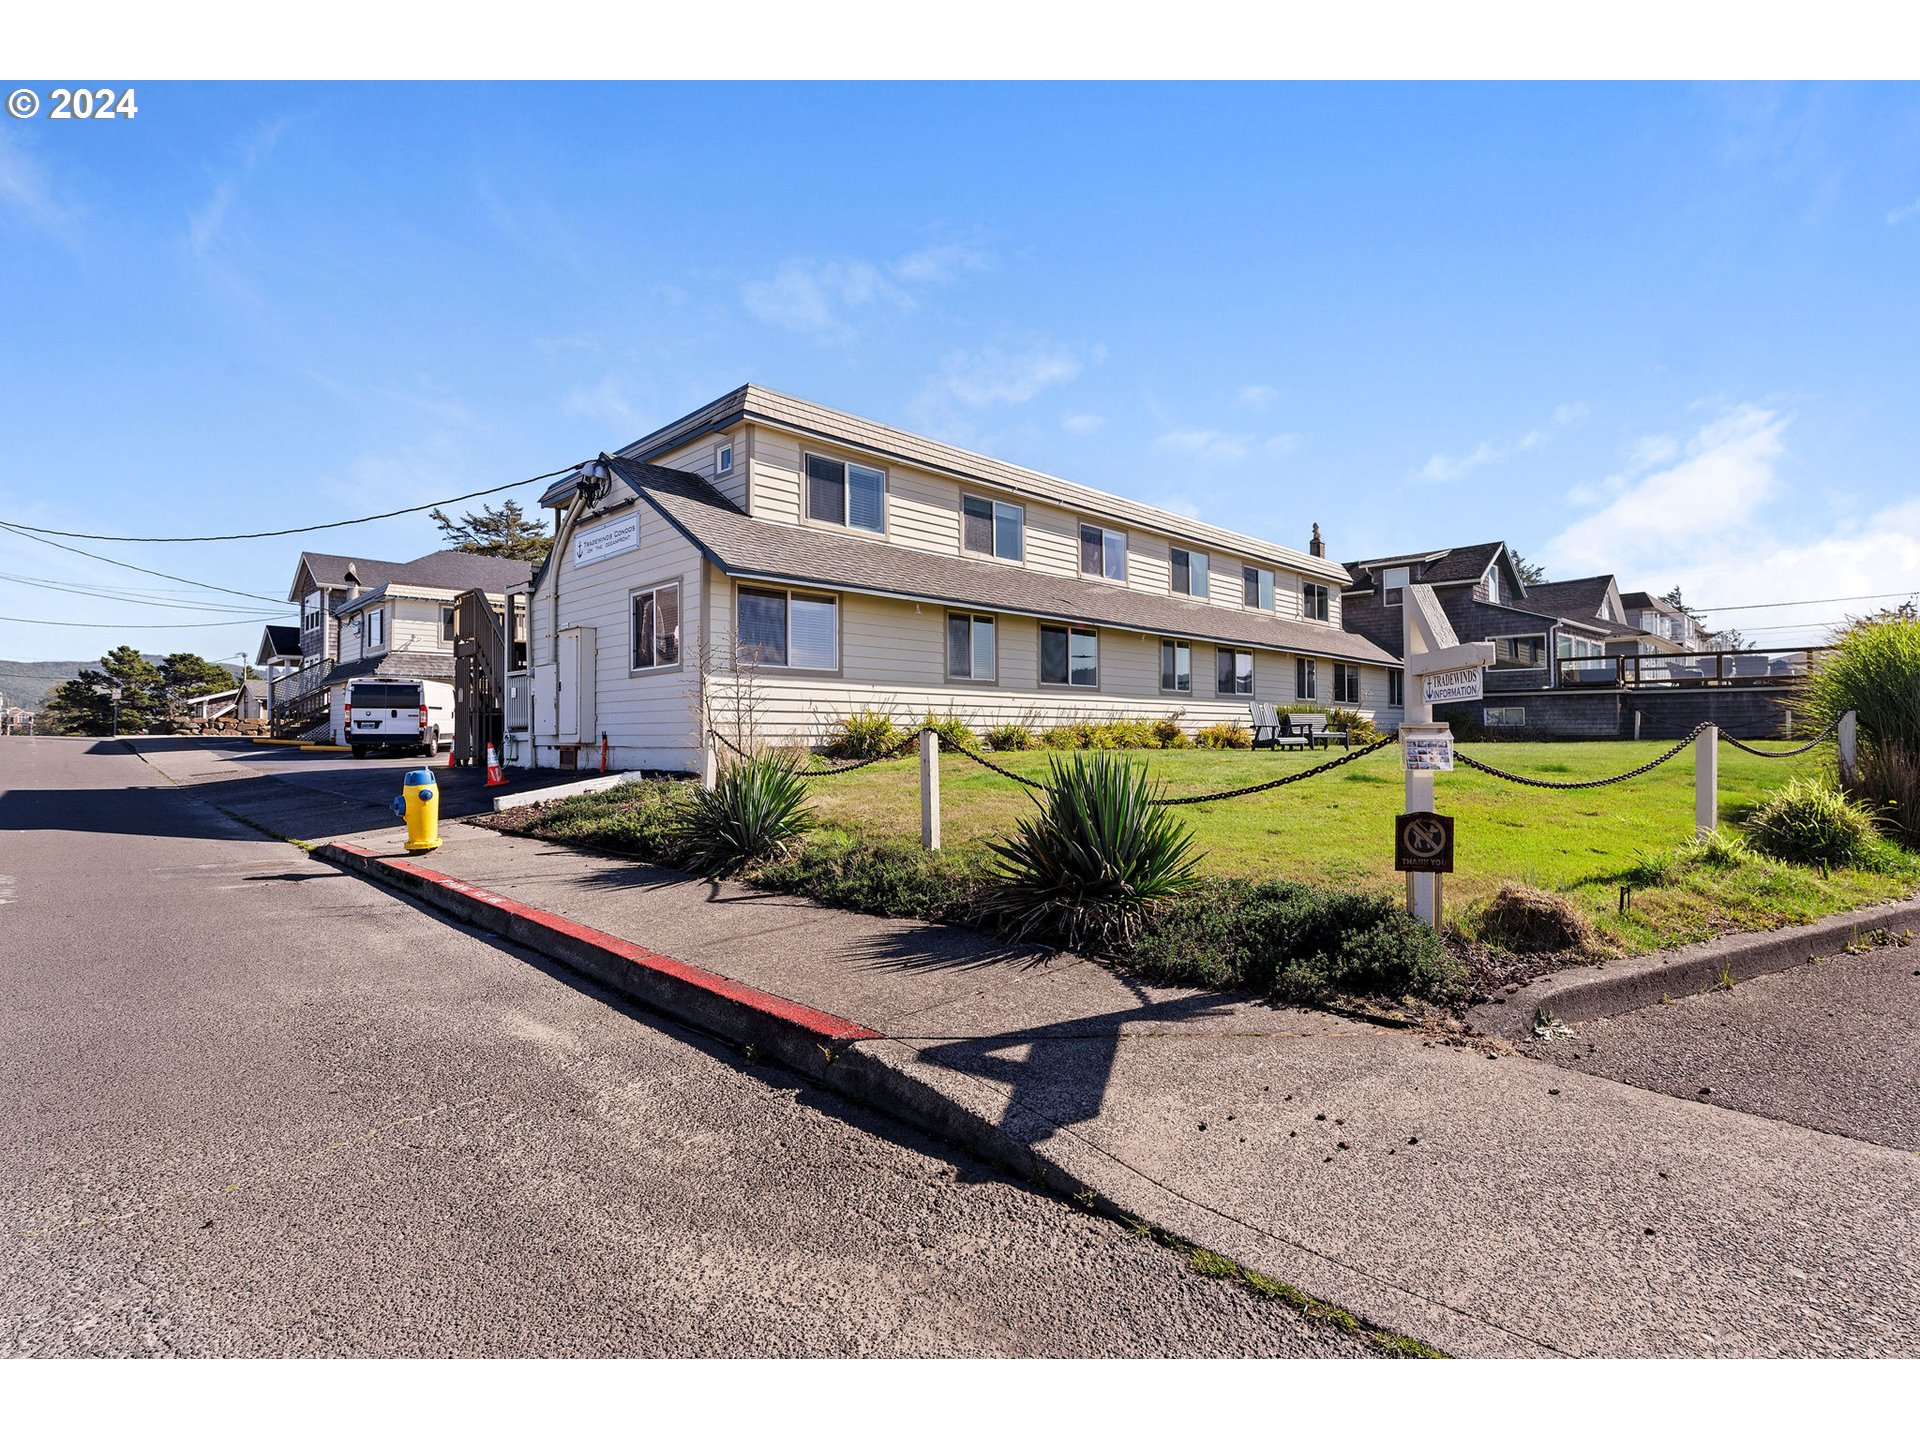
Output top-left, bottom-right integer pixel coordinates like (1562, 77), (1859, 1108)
(256, 624), (301, 663)
(545, 385), (1352, 584)
(1344, 541), (1509, 591)
(601, 458), (1396, 668)
(289, 549), (533, 602)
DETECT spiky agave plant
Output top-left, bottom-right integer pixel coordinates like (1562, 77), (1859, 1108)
(673, 748), (814, 875)
(979, 750), (1203, 952)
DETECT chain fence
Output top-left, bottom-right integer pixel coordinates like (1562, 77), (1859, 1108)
(708, 726), (923, 776)
(1717, 717), (1841, 758)
(1451, 721), (1713, 790)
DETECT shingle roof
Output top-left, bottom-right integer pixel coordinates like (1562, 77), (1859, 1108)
(257, 624), (301, 662)
(546, 384), (1352, 584)
(323, 651), (457, 687)
(607, 458), (1397, 668)
(1344, 542), (1507, 590)
(290, 549), (533, 602)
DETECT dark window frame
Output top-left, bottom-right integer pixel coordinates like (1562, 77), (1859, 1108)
(629, 580), (684, 673)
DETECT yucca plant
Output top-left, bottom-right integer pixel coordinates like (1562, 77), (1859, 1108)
(672, 749), (814, 875)
(979, 751), (1203, 952)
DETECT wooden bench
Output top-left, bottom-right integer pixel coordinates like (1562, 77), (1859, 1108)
(1283, 712), (1351, 750)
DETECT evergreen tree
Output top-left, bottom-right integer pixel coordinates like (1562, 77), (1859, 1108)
(41, 647), (167, 735)
(430, 499), (552, 562)
(1508, 551), (1546, 585)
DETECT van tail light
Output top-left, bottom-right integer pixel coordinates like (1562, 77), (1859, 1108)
(344, 703), (352, 723)
(419, 705), (429, 730)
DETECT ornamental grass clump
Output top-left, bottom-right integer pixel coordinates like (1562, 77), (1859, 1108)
(1742, 776), (1880, 868)
(979, 751), (1203, 952)
(672, 749), (814, 875)
(919, 711), (980, 752)
(823, 708), (901, 760)
(1802, 614), (1920, 842)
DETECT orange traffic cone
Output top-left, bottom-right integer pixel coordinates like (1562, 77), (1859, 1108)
(484, 743), (507, 787)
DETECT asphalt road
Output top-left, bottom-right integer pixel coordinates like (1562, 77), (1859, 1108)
(1525, 939), (1920, 1151)
(0, 737), (1370, 1357)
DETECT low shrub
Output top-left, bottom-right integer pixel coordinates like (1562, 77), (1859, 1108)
(1473, 885), (1598, 954)
(1678, 827), (1754, 870)
(749, 833), (989, 920)
(513, 779), (691, 861)
(1194, 722), (1252, 750)
(1149, 715), (1190, 749)
(984, 722), (1039, 752)
(1743, 776), (1880, 867)
(978, 751), (1204, 952)
(920, 711), (980, 752)
(1129, 878), (1461, 1005)
(823, 708), (902, 760)
(671, 750), (813, 875)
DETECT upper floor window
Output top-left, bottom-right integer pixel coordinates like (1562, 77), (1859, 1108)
(805, 454), (885, 533)
(441, 605), (456, 642)
(1242, 565), (1274, 610)
(1381, 565), (1411, 607)
(738, 586), (838, 671)
(947, 612), (998, 682)
(1159, 639), (1191, 693)
(1301, 582), (1330, 622)
(962, 494), (1024, 561)
(1041, 624), (1098, 687)
(1170, 547), (1209, 598)
(1216, 647), (1254, 696)
(365, 607), (384, 651)
(1079, 524), (1127, 582)
(716, 439), (734, 475)
(1331, 662), (1361, 705)
(506, 594), (528, 672)
(302, 593), (323, 632)
(1486, 566), (1503, 606)
(631, 581), (682, 671)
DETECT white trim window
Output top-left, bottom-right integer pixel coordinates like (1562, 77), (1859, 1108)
(946, 612), (997, 682)
(962, 494), (1024, 561)
(1486, 566), (1503, 606)
(1381, 565), (1411, 607)
(1216, 647), (1254, 696)
(716, 439), (734, 475)
(1331, 662), (1361, 705)
(1079, 523), (1127, 582)
(1040, 624), (1098, 687)
(1242, 565), (1274, 610)
(302, 592), (323, 634)
(441, 605), (456, 642)
(1159, 639), (1192, 693)
(805, 454), (885, 533)
(1488, 634), (1547, 671)
(737, 586), (838, 670)
(1484, 705), (1527, 727)
(366, 606), (384, 651)
(1295, 656), (1317, 700)
(1388, 669), (1404, 707)
(1171, 546), (1209, 599)
(1302, 581), (1331, 622)
(630, 581), (682, 671)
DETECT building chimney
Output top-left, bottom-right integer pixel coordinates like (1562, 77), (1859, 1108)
(1309, 523), (1326, 559)
(343, 563), (362, 603)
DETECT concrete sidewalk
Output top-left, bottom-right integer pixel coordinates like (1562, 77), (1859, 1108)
(131, 739), (1920, 1357)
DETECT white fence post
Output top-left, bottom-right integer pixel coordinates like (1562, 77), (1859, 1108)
(1695, 724), (1719, 834)
(920, 730), (942, 851)
(1839, 710), (1859, 787)
(701, 739), (717, 791)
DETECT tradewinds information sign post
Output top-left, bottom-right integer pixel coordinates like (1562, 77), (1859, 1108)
(1398, 584), (1492, 929)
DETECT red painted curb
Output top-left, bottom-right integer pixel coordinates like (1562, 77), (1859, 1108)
(324, 842), (882, 1046)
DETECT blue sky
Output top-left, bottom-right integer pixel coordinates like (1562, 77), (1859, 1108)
(3, 81), (1918, 662)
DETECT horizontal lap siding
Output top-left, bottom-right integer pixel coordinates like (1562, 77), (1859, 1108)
(528, 501), (705, 771)
(655, 431), (746, 510)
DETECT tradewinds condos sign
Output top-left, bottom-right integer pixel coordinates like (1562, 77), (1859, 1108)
(573, 512), (641, 567)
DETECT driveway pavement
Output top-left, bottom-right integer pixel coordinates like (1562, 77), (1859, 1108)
(122, 736), (1920, 1357)
(1524, 941), (1920, 1151)
(1, 737), (1369, 1357)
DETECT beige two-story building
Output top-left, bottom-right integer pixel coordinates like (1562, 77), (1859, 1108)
(513, 385), (1399, 773)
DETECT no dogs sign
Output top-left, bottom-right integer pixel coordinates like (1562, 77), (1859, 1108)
(1395, 811), (1454, 874)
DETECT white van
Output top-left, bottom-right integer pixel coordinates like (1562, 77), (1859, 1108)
(344, 679), (453, 758)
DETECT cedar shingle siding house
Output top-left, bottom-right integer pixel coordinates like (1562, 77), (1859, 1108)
(513, 385), (1399, 772)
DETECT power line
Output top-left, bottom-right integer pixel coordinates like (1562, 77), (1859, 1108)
(1693, 588), (1919, 613)
(1, 464), (582, 543)
(0, 572), (289, 615)
(0, 614), (276, 629)
(0, 522), (289, 603)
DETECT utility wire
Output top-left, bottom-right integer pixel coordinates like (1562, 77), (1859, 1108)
(1693, 588), (1919, 613)
(0, 464), (583, 543)
(0, 522), (290, 603)
(0, 614), (276, 629)
(0, 572), (289, 615)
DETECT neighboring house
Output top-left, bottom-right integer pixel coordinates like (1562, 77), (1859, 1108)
(1620, 590), (1713, 654)
(1518, 575), (1651, 675)
(1342, 542), (1618, 697)
(276, 549), (534, 742)
(513, 384), (1398, 773)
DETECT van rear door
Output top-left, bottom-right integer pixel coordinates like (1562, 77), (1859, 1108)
(348, 682), (424, 742)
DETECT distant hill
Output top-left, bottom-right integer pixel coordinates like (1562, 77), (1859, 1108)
(0, 656), (242, 712)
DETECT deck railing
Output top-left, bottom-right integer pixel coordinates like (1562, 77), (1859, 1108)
(1555, 645), (1826, 689)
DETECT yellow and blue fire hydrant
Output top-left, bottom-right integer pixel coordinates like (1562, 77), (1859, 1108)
(390, 767), (441, 852)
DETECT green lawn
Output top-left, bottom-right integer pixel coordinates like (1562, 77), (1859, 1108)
(803, 740), (1916, 952)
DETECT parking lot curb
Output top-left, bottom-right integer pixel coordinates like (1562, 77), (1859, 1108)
(1469, 894), (1920, 1038)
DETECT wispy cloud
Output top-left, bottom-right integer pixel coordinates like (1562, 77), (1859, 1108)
(1888, 195), (1920, 226)
(1235, 383), (1280, 411)
(741, 238), (994, 338)
(565, 375), (641, 428)
(925, 344), (1082, 408)
(187, 117), (290, 255)
(0, 130), (78, 235)
(1153, 428), (1302, 465)
(1062, 412), (1109, 435)
(1416, 401), (1588, 483)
